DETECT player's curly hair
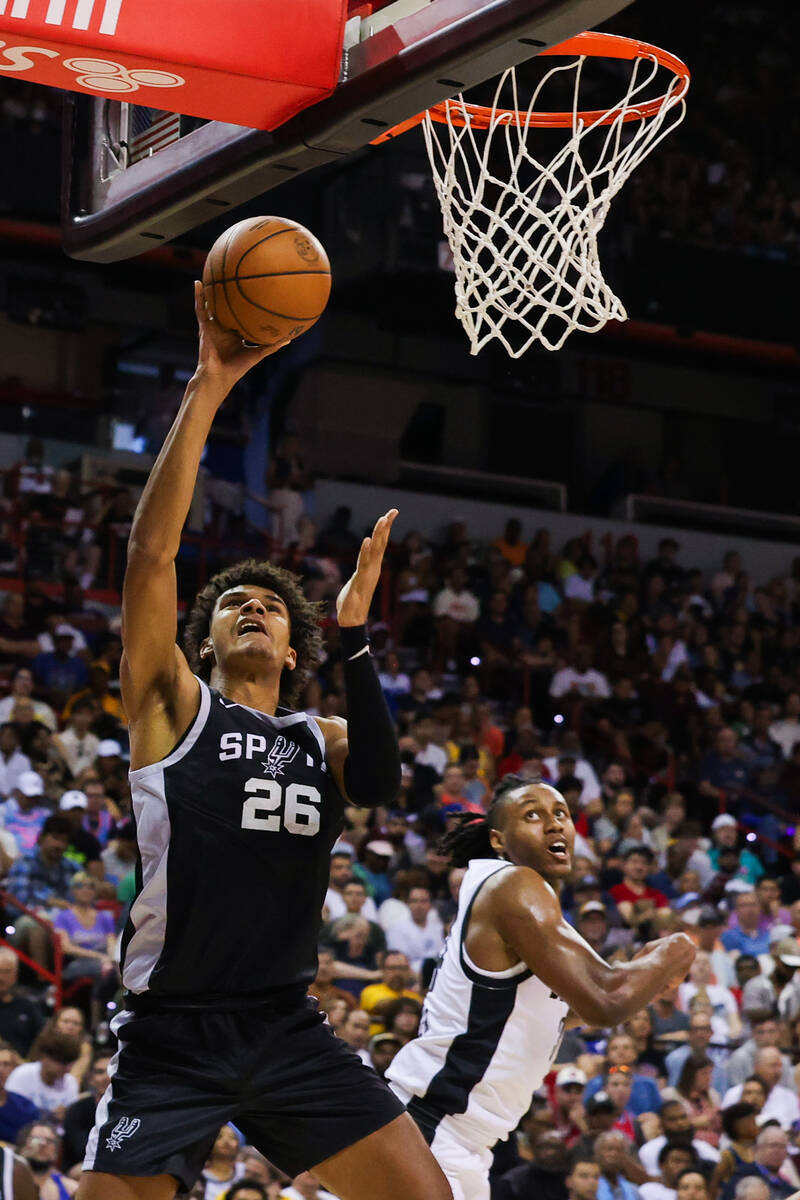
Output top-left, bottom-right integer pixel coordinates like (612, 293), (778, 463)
(183, 559), (323, 708)
(439, 773), (546, 866)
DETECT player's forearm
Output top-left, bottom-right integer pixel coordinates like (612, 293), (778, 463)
(128, 368), (227, 562)
(340, 625), (401, 808)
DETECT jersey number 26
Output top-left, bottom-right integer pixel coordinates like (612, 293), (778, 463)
(241, 778), (321, 836)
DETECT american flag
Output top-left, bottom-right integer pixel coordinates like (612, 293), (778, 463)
(128, 106), (181, 164)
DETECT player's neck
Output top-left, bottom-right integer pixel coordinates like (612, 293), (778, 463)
(211, 668), (283, 715)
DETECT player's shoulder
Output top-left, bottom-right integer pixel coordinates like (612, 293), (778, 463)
(314, 714), (348, 747)
(483, 861), (561, 912)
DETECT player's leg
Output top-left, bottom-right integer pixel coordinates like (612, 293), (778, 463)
(311, 1112), (453, 1200)
(240, 1005), (453, 1200)
(78, 1009), (238, 1200)
(76, 1172), (178, 1200)
(427, 1125), (494, 1200)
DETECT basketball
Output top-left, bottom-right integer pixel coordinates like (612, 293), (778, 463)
(202, 216), (331, 346)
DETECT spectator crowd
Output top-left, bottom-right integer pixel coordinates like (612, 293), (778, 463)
(0, 498), (796, 1199)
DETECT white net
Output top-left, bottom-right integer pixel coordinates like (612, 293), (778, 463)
(422, 45), (689, 355)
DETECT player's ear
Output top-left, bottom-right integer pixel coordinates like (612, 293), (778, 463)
(489, 827), (505, 856)
(200, 638), (215, 663)
(284, 645), (297, 672)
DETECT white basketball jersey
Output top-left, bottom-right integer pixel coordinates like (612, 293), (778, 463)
(387, 858), (568, 1149)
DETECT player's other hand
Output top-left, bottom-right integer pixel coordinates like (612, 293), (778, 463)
(193, 281), (290, 393)
(336, 509), (398, 628)
(635, 932), (695, 986)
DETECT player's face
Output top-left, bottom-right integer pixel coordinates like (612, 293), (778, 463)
(205, 586), (296, 679)
(490, 785), (574, 881)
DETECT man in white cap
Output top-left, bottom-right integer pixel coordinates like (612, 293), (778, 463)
(552, 1066), (587, 1146)
(58, 791), (104, 877)
(353, 840), (395, 906)
(742, 935), (800, 1019)
(0, 770), (50, 852)
(708, 814), (764, 886)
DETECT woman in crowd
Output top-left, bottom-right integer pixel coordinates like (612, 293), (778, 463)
(624, 1009), (667, 1079)
(665, 1053), (722, 1148)
(51, 874), (119, 1026)
(382, 997), (422, 1047)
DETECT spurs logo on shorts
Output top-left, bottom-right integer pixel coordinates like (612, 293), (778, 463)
(262, 735), (299, 778)
(106, 1116), (141, 1151)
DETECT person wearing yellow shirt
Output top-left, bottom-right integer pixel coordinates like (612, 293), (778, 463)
(360, 951), (422, 1036)
(62, 661), (127, 727)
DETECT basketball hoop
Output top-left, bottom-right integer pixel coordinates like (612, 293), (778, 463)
(373, 33), (691, 356)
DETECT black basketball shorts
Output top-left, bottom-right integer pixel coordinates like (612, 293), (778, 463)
(83, 998), (405, 1192)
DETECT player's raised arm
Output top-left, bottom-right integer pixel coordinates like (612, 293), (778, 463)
(491, 870), (696, 1027)
(321, 510), (402, 807)
(121, 283), (289, 730)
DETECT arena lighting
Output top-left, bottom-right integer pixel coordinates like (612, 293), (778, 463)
(553, 714), (565, 725)
(470, 656), (481, 666)
(745, 832), (757, 842)
(4, 926), (14, 935)
(107, 1001), (118, 1011)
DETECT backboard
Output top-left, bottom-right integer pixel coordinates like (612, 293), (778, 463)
(62, 0), (632, 262)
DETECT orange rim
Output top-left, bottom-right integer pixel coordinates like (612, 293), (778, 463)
(371, 31), (690, 143)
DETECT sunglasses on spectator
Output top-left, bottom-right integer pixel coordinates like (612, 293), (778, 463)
(608, 1065), (633, 1075)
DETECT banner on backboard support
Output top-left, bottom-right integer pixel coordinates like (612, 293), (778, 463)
(0, 0), (349, 128)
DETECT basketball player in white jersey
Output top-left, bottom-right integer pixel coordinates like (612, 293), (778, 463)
(388, 775), (696, 1200)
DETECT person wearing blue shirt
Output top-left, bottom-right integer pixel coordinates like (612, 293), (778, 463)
(664, 1013), (728, 1095)
(0, 1043), (39, 1143)
(720, 891), (771, 957)
(583, 1033), (662, 1116)
(595, 1130), (641, 1200)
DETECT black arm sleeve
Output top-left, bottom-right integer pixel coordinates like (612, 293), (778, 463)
(340, 624), (401, 808)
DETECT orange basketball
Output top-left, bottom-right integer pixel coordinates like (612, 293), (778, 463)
(202, 216), (331, 346)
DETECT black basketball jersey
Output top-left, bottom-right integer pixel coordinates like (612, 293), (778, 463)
(120, 678), (345, 1006)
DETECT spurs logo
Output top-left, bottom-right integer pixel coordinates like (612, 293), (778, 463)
(105, 1116), (141, 1151)
(261, 735), (299, 778)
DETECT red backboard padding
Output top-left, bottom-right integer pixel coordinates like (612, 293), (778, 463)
(0, 0), (349, 129)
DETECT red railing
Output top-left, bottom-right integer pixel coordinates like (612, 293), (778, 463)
(0, 890), (64, 1008)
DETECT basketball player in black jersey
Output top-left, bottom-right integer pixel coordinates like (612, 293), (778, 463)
(76, 284), (451, 1200)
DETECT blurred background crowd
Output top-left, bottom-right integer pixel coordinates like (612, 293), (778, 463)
(0, 465), (797, 1200)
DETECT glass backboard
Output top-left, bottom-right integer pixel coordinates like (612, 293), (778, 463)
(62, 0), (632, 262)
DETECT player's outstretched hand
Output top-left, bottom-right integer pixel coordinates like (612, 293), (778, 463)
(193, 281), (290, 394)
(336, 509), (398, 628)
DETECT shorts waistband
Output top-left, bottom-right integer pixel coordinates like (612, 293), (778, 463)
(124, 986), (311, 1016)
